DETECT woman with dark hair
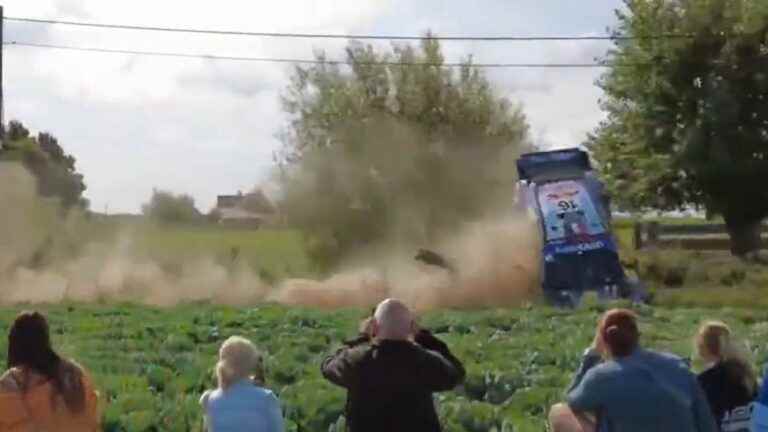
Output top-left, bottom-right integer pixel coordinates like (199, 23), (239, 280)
(549, 309), (718, 432)
(0, 311), (99, 431)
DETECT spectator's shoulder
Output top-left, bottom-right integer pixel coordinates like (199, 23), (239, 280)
(657, 350), (685, 363)
(697, 364), (717, 380)
(258, 387), (282, 404)
(639, 349), (686, 366)
(584, 360), (621, 381)
(416, 341), (450, 360)
(199, 389), (217, 408)
(343, 333), (372, 347)
(0, 369), (19, 393)
(60, 359), (88, 388)
(323, 342), (372, 371)
(567, 362), (614, 401)
(643, 350), (685, 363)
(342, 342), (374, 360)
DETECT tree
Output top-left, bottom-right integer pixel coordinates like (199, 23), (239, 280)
(278, 36), (531, 270)
(142, 189), (201, 224)
(0, 120), (88, 209)
(588, 0), (768, 257)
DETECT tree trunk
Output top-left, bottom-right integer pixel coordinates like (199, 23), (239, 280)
(725, 218), (763, 257)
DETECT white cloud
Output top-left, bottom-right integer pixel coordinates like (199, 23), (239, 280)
(3, 0), (392, 212)
(420, 34), (612, 149)
(2, 0), (622, 212)
(488, 40), (611, 150)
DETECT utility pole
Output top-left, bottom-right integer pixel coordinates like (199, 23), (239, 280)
(0, 5), (5, 149)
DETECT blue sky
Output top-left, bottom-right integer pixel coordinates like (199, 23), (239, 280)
(3, 0), (624, 213)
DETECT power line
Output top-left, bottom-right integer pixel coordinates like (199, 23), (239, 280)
(4, 16), (693, 42)
(4, 41), (622, 68)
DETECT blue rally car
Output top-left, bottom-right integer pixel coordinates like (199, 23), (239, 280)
(516, 148), (639, 307)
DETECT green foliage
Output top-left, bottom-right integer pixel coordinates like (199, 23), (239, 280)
(616, 244), (768, 308)
(589, 0), (768, 253)
(0, 120), (88, 209)
(0, 303), (763, 431)
(142, 189), (202, 224)
(278, 35), (531, 271)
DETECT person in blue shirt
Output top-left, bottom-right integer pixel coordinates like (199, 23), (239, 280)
(200, 336), (284, 432)
(760, 367), (768, 407)
(549, 308), (718, 432)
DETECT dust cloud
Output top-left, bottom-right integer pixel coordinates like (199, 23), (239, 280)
(0, 163), (270, 306)
(1, 234), (271, 307)
(0, 162), (541, 309)
(273, 216), (541, 311)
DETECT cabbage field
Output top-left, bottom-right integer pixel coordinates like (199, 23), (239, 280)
(0, 302), (767, 431)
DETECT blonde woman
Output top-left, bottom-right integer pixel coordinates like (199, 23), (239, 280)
(200, 336), (284, 432)
(695, 321), (757, 427)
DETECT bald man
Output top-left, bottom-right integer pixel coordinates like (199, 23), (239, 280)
(321, 299), (465, 432)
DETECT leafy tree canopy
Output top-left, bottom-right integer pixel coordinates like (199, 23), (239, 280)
(142, 189), (201, 224)
(0, 120), (88, 209)
(278, 36), (531, 270)
(589, 0), (768, 255)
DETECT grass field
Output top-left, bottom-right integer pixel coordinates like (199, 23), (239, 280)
(76, 220), (313, 281)
(5, 216), (768, 430)
(1, 303), (767, 432)
(132, 225), (312, 280)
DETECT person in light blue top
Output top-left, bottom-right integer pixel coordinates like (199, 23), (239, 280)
(200, 336), (284, 432)
(550, 308), (717, 432)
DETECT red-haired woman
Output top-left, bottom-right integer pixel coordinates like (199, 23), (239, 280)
(549, 309), (718, 432)
(0, 311), (99, 431)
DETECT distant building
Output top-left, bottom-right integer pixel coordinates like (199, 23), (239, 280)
(216, 194), (243, 209)
(214, 190), (277, 228)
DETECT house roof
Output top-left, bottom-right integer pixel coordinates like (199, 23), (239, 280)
(217, 189), (274, 210)
(217, 194), (243, 209)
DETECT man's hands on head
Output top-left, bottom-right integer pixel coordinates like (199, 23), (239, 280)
(589, 321), (607, 357)
(342, 316), (374, 347)
(343, 305), (450, 353)
(359, 317), (375, 337)
(357, 313), (436, 348)
(410, 320), (421, 339)
(413, 327), (450, 353)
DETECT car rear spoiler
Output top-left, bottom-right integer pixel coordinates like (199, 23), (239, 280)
(516, 148), (592, 182)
